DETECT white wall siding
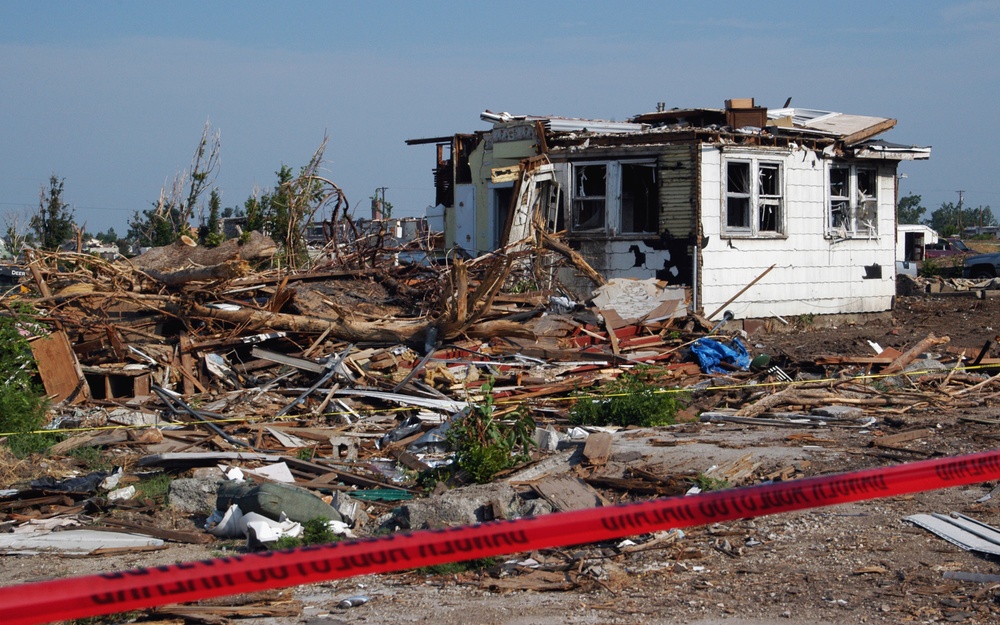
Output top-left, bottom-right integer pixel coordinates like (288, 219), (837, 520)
(699, 145), (895, 319)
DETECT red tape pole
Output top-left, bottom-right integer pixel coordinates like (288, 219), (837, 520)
(4, 449), (1000, 625)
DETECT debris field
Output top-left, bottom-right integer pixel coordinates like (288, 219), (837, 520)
(5, 235), (1000, 624)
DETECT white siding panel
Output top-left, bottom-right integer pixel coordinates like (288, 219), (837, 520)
(699, 147), (895, 319)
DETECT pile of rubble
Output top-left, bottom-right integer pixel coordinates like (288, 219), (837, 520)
(5, 230), (1000, 616)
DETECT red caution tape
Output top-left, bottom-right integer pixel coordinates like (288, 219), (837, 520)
(4, 449), (1000, 625)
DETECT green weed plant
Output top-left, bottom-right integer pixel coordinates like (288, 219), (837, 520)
(447, 380), (535, 484)
(569, 367), (680, 428)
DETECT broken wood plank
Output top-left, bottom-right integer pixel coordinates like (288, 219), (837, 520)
(582, 432), (613, 466)
(531, 474), (603, 511)
(584, 475), (686, 496)
(881, 333), (951, 374)
(871, 429), (931, 448)
(250, 347), (326, 373)
(90, 521), (214, 544)
(282, 456), (417, 493)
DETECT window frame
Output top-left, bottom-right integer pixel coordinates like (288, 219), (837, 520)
(721, 156), (786, 239)
(568, 160), (659, 236)
(827, 164), (880, 239)
(570, 162), (609, 232)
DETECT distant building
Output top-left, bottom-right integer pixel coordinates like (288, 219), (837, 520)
(963, 225), (1000, 238)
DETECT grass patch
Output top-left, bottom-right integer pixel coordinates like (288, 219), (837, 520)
(693, 474), (729, 492)
(69, 446), (114, 472)
(70, 610), (145, 625)
(134, 473), (173, 501)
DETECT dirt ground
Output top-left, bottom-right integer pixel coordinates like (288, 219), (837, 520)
(6, 293), (1000, 625)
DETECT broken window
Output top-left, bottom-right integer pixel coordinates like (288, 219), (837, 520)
(621, 163), (657, 233)
(726, 161), (751, 230)
(572, 164), (606, 231)
(828, 165), (879, 238)
(569, 161), (661, 235)
(758, 163), (781, 233)
(723, 159), (783, 237)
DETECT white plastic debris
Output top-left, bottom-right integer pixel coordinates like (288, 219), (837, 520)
(106, 485), (135, 501)
(100, 467), (123, 490)
(207, 504), (245, 538)
(241, 512), (302, 544)
(568, 427), (590, 440)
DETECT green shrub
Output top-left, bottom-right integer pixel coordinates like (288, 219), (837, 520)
(0, 304), (52, 457)
(693, 474), (729, 492)
(418, 556), (500, 576)
(448, 381), (535, 484)
(569, 367), (681, 428)
(272, 517), (343, 549)
(919, 258), (942, 278)
(302, 517), (340, 544)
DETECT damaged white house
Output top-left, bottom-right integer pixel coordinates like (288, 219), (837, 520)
(409, 99), (930, 321)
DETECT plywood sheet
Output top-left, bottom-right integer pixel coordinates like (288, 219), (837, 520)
(30, 330), (88, 404)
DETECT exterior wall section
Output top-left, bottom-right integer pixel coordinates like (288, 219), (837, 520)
(699, 145), (897, 319)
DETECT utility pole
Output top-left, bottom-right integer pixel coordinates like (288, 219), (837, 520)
(372, 187), (388, 220)
(957, 190), (964, 234)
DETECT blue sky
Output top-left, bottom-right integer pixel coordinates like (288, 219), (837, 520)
(2, 1), (998, 235)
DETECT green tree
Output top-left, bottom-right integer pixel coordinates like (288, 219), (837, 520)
(242, 165), (305, 261)
(243, 166), (293, 234)
(30, 175), (76, 251)
(967, 205), (997, 233)
(200, 189), (224, 247)
(929, 202), (997, 236)
(242, 138), (339, 268)
(896, 193), (925, 224)
(929, 202), (960, 236)
(97, 227), (118, 244)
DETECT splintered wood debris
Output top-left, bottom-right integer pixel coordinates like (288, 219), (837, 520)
(6, 228), (1000, 615)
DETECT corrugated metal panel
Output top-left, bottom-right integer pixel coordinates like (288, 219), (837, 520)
(657, 146), (697, 237)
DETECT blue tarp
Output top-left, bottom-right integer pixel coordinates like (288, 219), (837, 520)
(691, 337), (751, 374)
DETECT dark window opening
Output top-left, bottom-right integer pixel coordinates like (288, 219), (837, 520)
(572, 164), (607, 230)
(621, 163), (658, 233)
(726, 161), (751, 229)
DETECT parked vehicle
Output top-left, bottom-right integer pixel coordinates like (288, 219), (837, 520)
(924, 237), (971, 259)
(0, 263), (27, 286)
(963, 251), (1000, 280)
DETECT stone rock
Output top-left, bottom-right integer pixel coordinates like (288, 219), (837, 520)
(533, 426), (561, 452)
(392, 481), (526, 530)
(810, 405), (864, 419)
(168, 477), (225, 514)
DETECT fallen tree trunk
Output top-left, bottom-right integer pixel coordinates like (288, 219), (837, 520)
(180, 302), (429, 344)
(145, 259), (250, 286)
(177, 302), (538, 346)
